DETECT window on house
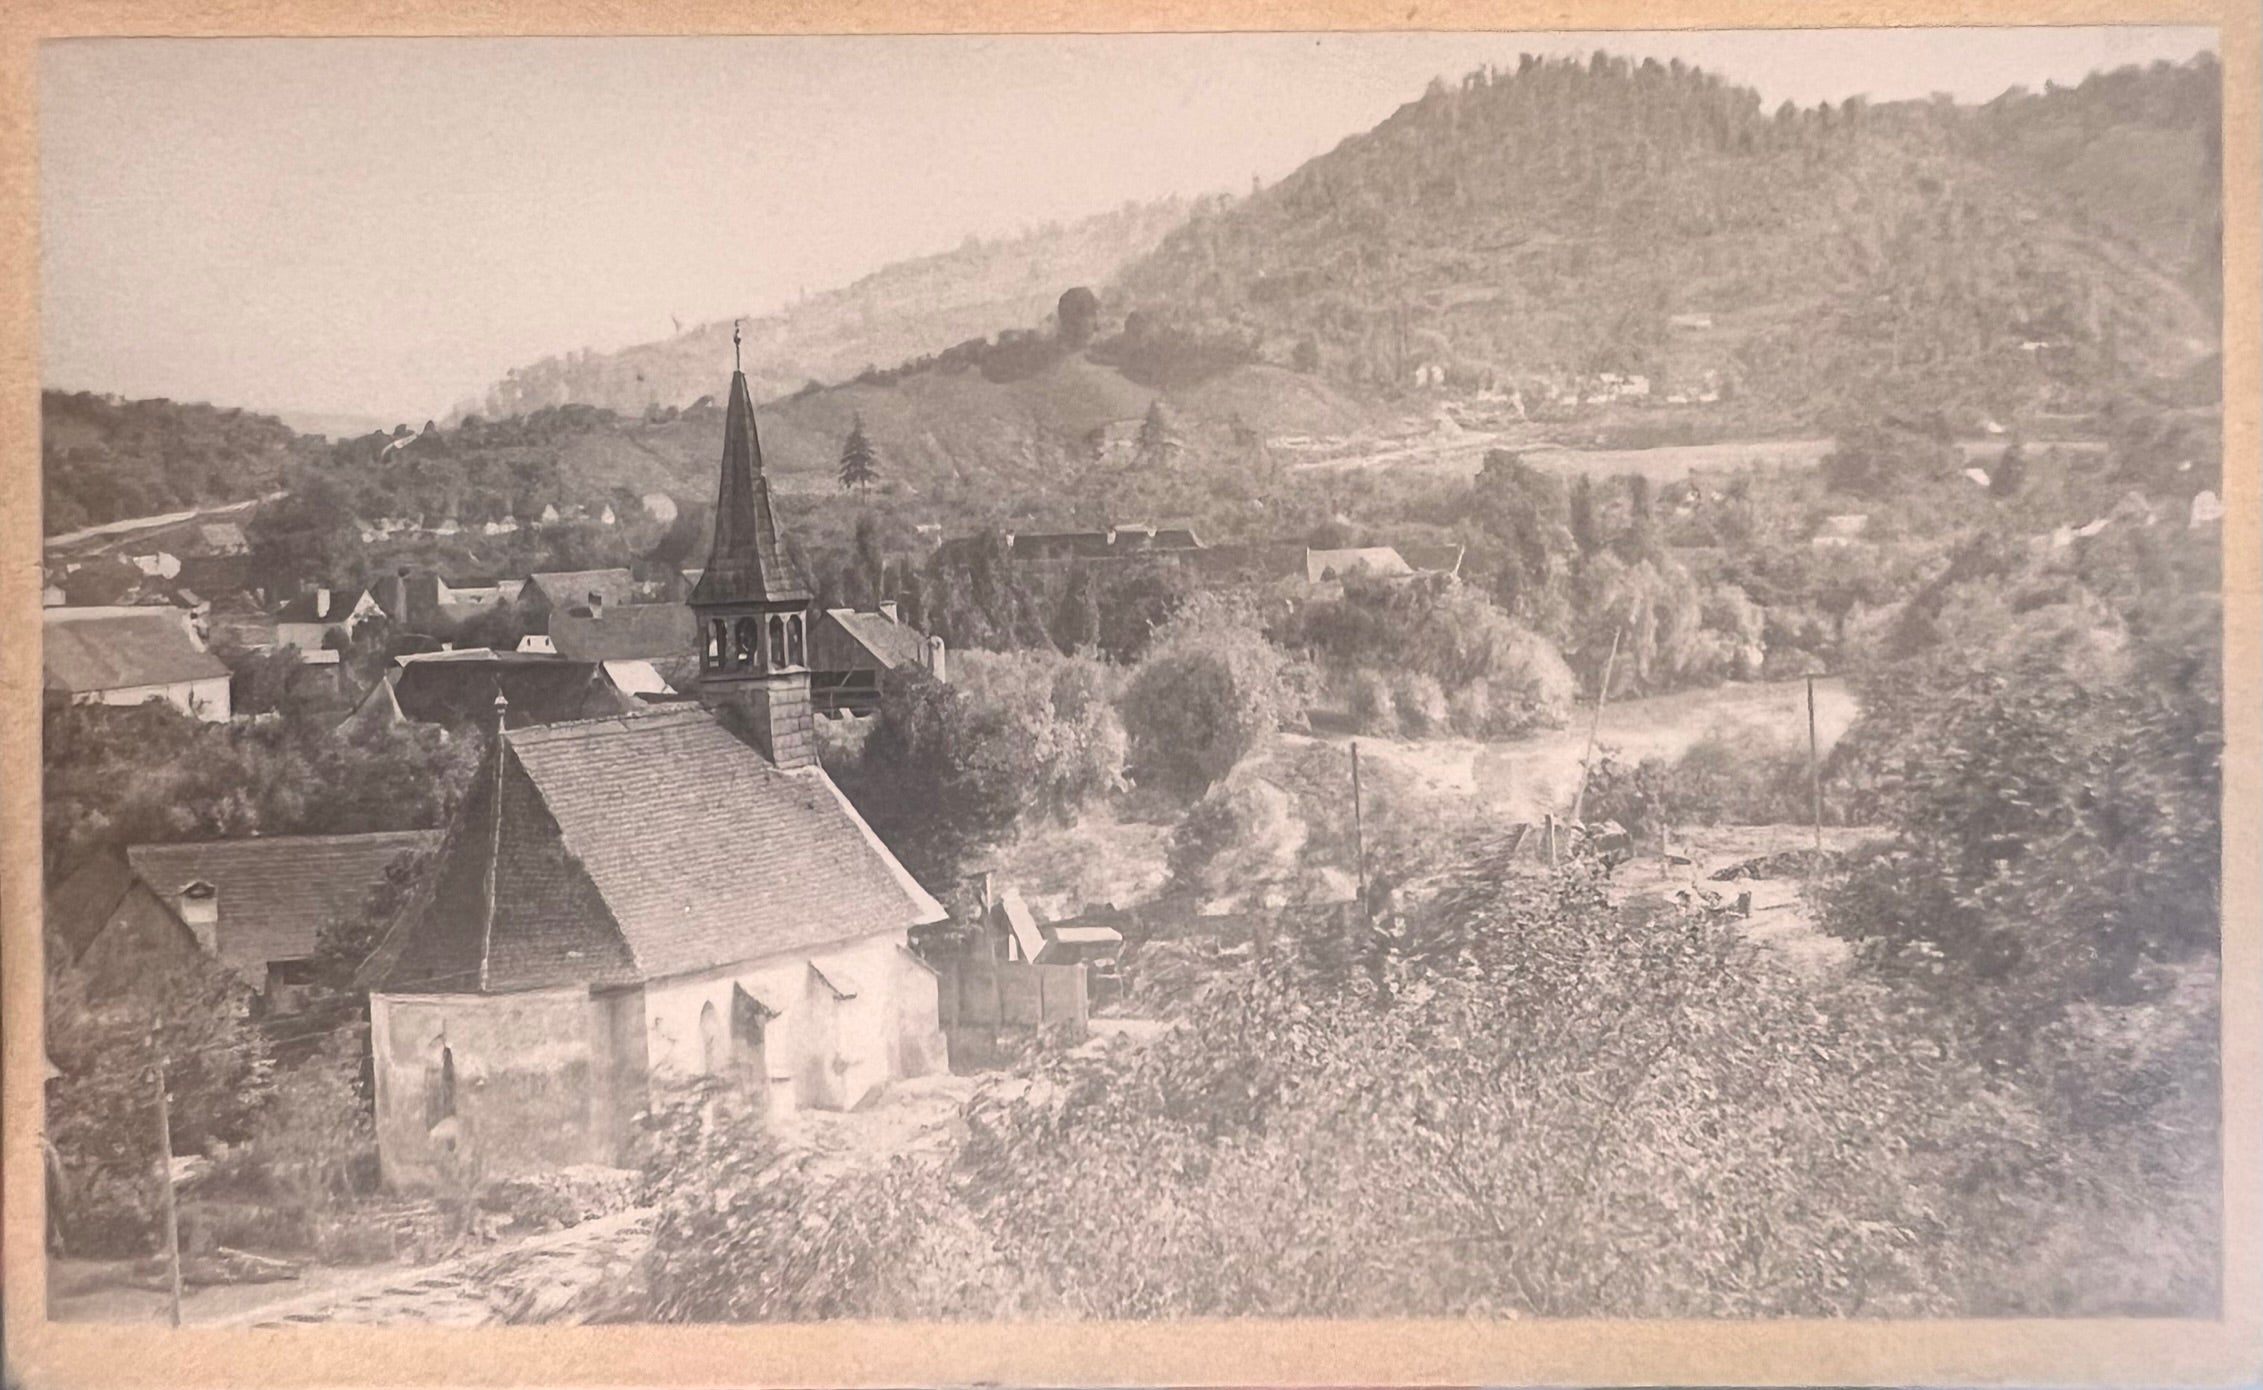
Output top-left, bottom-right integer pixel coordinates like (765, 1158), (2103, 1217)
(699, 1000), (724, 1074)
(426, 1045), (457, 1129)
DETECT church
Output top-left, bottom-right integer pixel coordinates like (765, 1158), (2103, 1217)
(361, 344), (949, 1190)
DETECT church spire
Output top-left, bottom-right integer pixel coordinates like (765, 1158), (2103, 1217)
(688, 347), (817, 771)
(689, 351), (809, 607)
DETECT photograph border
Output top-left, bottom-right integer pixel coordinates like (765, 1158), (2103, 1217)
(2, 1), (2255, 1385)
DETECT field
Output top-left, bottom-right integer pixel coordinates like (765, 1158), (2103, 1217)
(1318, 675), (1858, 824)
(1288, 431), (1836, 482)
(994, 677), (1861, 914)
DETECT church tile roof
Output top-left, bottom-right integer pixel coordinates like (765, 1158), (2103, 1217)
(363, 708), (943, 994)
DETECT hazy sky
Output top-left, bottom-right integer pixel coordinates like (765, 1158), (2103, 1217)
(41, 27), (2218, 423)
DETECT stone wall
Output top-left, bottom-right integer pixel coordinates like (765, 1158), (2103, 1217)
(369, 987), (627, 1190)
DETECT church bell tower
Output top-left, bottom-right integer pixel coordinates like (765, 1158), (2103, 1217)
(690, 326), (816, 769)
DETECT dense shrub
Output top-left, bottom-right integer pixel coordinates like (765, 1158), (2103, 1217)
(1121, 594), (1306, 794)
(598, 834), (2213, 1320)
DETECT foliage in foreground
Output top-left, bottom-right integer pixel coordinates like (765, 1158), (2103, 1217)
(616, 847), (2217, 1321)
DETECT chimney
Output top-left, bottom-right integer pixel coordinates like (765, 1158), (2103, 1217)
(315, 586), (332, 619)
(878, 599), (899, 624)
(177, 881), (219, 955)
(927, 634), (948, 684)
(587, 590), (604, 619)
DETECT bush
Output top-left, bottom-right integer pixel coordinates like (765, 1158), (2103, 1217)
(1344, 669), (1398, 737)
(1121, 594), (1304, 794)
(604, 831), (2211, 1320)
(1446, 678), (1493, 736)
(1390, 672), (1448, 737)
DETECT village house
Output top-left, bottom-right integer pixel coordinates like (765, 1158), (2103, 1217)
(358, 348), (949, 1188)
(50, 831), (442, 1011)
(514, 568), (649, 633)
(339, 649), (636, 734)
(808, 602), (946, 716)
(542, 593), (697, 665)
(42, 606), (232, 722)
(44, 851), (207, 993)
(274, 584), (387, 651)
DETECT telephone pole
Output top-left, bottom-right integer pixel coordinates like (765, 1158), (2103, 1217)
(150, 1030), (184, 1327)
(1567, 627), (1623, 831)
(1351, 741), (1369, 921)
(1806, 673), (1825, 867)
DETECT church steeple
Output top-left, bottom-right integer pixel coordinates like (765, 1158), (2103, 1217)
(690, 334), (816, 770)
(691, 326), (810, 609)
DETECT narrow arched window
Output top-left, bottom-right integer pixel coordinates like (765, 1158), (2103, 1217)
(706, 619), (725, 669)
(734, 617), (759, 670)
(699, 1000), (724, 1075)
(768, 616), (787, 668)
(786, 615), (805, 668)
(427, 1044), (457, 1128)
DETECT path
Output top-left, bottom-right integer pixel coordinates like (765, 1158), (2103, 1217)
(211, 1207), (654, 1328)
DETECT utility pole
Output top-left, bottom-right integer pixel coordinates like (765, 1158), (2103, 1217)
(150, 1029), (184, 1328)
(1351, 741), (1369, 921)
(1806, 673), (1824, 868)
(1566, 627), (1623, 831)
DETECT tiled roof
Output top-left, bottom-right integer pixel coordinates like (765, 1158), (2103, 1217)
(547, 603), (696, 662)
(690, 370), (809, 607)
(819, 608), (931, 670)
(390, 654), (637, 728)
(42, 608), (228, 693)
(195, 522), (249, 554)
(1188, 542), (1308, 583)
(274, 587), (368, 623)
(1306, 547), (1414, 584)
(365, 708), (942, 993)
(1397, 542), (1466, 576)
(46, 850), (138, 961)
(127, 831), (443, 984)
(527, 569), (640, 612)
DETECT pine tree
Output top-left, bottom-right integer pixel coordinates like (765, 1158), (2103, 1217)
(837, 415), (879, 497)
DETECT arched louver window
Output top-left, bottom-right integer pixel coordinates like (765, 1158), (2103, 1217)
(768, 616), (787, 668)
(734, 617), (760, 671)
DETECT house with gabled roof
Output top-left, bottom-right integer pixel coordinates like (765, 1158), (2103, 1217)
(43, 606), (232, 722)
(126, 831), (441, 1001)
(516, 568), (649, 633)
(809, 603), (945, 715)
(357, 344), (949, 1189)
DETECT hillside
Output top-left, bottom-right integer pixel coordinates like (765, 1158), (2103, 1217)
(42, 390), (330, 537)
(1110, 53), (2221, 428)
(472, 199), (1191, 420)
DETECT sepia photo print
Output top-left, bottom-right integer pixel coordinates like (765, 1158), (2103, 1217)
(13, 17), (2247, 1368)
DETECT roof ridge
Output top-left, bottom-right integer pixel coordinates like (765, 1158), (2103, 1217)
(504, 706), (710, 742)
(128, 827), (440, 852)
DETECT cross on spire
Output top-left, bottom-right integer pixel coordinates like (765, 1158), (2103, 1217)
(733, 319), (742, 371)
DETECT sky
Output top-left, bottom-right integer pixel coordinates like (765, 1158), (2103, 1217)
(40, 27), (2220, 425)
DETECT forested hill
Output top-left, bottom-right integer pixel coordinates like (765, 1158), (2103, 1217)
(42, 390), (330, 536)
(1110, 53), (2222, 426)
(473, 198), (1192, 420)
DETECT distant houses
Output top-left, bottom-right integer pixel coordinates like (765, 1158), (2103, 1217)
(941, 522), (1464, 595)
